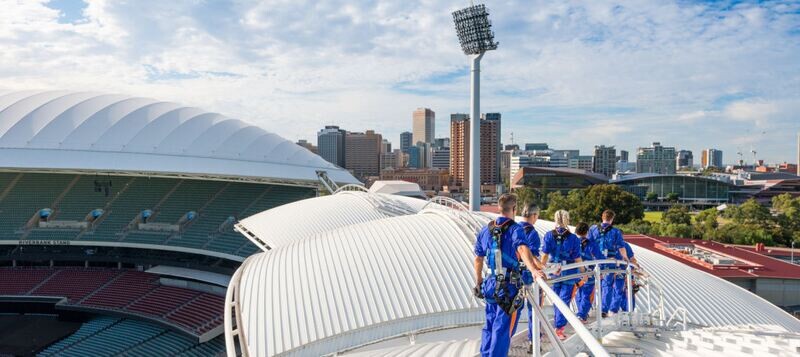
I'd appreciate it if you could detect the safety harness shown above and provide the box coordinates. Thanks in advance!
[485,219,525,315]
[551,228,575,267]
[597,224,620,259]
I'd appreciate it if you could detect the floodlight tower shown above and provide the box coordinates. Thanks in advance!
[452,3,498,211]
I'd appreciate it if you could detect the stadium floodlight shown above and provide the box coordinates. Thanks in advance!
[452,3,498,211]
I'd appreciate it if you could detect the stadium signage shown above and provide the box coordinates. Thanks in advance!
[18,240,71,246]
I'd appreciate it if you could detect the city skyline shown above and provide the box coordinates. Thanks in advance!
[2,1,798,163]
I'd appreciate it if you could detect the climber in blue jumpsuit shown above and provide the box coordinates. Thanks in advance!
[540,210,582,340]
[611,242,639,313]
[518,203,541,348]
[574,222,603,322]
[474,194,544,357]
[589,210,629,317]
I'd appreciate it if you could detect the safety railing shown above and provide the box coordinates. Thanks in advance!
[332,184,368,194]
[525,259,676,356]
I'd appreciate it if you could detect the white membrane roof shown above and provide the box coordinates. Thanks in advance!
[230,196,800,356]
[0,91,358,185]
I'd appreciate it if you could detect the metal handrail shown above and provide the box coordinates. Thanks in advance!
[665,307,689,331]
[525,283,568,356]
[332,184,368,194]
[530,277,611,357]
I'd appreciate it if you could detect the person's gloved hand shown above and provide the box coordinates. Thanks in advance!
[473,283,484,299]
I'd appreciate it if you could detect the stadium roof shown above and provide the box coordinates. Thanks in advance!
[226,193,800,356]
[0,91,358,185]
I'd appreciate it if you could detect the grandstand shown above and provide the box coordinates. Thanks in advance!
[0,91,358,356]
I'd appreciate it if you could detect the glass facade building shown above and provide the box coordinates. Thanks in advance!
[614,175,731,203]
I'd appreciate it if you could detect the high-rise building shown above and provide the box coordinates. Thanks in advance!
[344,130,382,178]
[636,142,676,174]
[407,145,422,169]
[412,108,435,145]
[593,145,617,178]
[381,139,391,154]
[481,113,501,185]
[431,147,450,170]
[449,113,501,187]
[317,125,346,167]
[797,132,800,176]
[296,139,318,154]
[400,131,413,153]
[505,144,519,151]
[676,150,694,169]
[620,150,629,162]
[701,149,723,169]
[450,114,470,187]
[380,149,402,170]
[434,137,450,149]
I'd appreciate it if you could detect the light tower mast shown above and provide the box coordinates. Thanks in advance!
[452,3,498,211]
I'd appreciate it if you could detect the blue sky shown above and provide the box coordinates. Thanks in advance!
[1,0,798,164]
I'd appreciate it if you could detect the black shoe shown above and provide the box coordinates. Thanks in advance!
[601,312,608,318]
[527,344,533,354]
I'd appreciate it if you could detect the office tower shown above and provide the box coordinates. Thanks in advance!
[344,130,382,178]
[593,145,617,178]
[431,147,450,170]
[412,108,435,145]
[549,150,579,168]
[636,142,677,174]
[701,149,723,168]
[449,113,502,187]
[570,155,594,171]
[317,125,346,167]
[381,139,391,154]
[509,151,550,180]
[505,144,519,151]
[676,150,694,169]
[400,131,413,153]
[619,150,629,162]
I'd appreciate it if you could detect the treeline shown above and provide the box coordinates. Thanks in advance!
[515,184,644,224]
[514,184,800,247]
[619,195,800,246]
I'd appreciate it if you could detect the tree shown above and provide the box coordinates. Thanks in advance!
[665,192,680,203]
[543,191,571,220]
[772,194,800,246]
[514,186,541,213]
[693,208,719,240]
[617,219,654,235]
[660,223,693,238]
[662,205,692,226]
[645,191,658,202]
[573,184,644,224]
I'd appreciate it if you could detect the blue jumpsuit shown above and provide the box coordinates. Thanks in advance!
[575,235,603,320]
[475,217,529,357]
[611,242,636,313]
[589,224,625,314]
[541,229,580,329]
[518,221,540,342]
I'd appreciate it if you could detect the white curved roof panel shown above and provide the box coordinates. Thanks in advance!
[237,191,431,250]
[236,212,483,356]
[0,91,358,185]
[231,203,800,356]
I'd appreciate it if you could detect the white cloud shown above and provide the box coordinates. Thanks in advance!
[0,0,798,162]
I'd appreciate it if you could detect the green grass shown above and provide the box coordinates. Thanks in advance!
[644,211,662,223]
